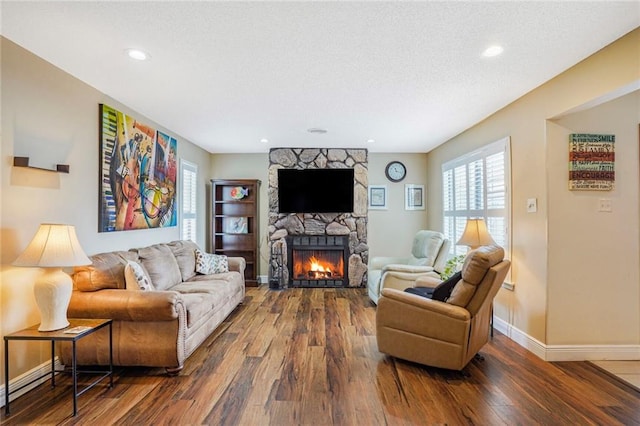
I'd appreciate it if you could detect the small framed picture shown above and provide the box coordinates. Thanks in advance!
[368,185,387,210]
[405,184,425,210]
[223,217,248,234]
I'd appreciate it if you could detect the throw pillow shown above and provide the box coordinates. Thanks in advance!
[195,249,229,274]
[431,271,462,302]
[124,261,154,291]
[403,271,462,302]
[404,287,434,298]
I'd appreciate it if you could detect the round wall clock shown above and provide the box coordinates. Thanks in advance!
[385,161,407,182]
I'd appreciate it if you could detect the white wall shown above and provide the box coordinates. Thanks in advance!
[1,38,212,383]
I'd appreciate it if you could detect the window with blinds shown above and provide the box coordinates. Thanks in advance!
[181,160,198,242]
[442,137,510,256]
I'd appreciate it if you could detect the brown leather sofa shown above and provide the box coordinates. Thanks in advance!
[376,245,510,371]
[59,240,245,374]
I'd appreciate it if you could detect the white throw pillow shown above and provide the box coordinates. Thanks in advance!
[124,261,155,291]
[195,249,229,274]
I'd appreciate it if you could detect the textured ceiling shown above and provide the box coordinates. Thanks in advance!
[2,1,639,153]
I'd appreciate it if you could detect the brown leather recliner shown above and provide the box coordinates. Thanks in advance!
[376,245,510,371]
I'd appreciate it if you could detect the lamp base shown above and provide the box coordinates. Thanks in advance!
[34,268,72,331]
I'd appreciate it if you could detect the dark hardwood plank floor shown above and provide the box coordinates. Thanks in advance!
[2,286,639,425]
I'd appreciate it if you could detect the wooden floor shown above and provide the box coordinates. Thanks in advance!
[2,286,639,425]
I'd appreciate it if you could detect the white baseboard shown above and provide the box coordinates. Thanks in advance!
[258,275,268,284]
[0,357,63,408]
[493,316,547,359]
[545,345,640,361]
[493,316,640,362]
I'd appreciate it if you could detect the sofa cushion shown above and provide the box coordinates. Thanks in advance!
[195,249,229,274]
[124,261,155,291]
[172,276,244,328]
[73,251,139,291]
[135,244,183,291]
[180,293,217,328]
[166,240,198,282]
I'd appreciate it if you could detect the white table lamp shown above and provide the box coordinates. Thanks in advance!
[457,218,496,250]
[13,224,91,331]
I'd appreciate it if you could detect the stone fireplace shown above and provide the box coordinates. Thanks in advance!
[268,148,368,288]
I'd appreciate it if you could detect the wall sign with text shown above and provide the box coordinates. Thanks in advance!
[569,133,615,191]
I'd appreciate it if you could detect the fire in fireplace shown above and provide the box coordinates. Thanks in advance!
[286,235,349,288]
[293,251,344,280]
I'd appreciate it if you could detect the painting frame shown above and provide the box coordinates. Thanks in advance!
[99,104,178,233]
[368,185,388,210]
[405,184,425,210]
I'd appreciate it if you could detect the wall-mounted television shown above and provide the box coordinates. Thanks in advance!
[278,168,354,213]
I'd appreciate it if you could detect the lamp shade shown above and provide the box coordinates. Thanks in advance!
[456,218,495,249]
[13,223,91,267]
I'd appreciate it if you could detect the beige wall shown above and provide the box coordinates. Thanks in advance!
[0,38,212,384]
[426,29,640,346]
[209,154,270,277]
[547,91,640,345]
[367,153,429,258]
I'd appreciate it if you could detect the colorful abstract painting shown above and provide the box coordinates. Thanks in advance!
[99,104,177,232]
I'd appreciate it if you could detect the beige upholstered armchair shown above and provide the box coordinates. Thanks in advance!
[367,230,450,304]
[376,245,510,371]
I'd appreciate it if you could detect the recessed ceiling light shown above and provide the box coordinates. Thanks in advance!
[125,48,150,61]
[482,45,504,58]
[367,139,375,144]
[260,138,269,144]
[307,128,328,134]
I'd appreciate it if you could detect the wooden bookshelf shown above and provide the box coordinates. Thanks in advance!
[210,179,260,287]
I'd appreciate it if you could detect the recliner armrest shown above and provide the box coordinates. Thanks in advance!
[381,264,436,274]
[380,270,440,293]
[370,256,409,270]
[380,288,470,321]
[68,289,184,322]
[415,275,443,288]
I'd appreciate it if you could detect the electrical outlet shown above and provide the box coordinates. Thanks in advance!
[598,198,612,212]
[527,198,537,213]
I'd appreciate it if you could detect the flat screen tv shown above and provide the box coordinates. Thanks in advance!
[278,168,354,213]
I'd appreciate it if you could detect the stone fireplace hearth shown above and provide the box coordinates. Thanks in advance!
[268,148,368,287]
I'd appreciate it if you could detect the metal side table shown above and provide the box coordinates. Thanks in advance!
[4,318,113,417]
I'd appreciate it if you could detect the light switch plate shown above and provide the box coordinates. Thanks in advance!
[527,198,537,213]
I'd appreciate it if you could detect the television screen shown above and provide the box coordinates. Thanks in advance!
[278,168,354,213]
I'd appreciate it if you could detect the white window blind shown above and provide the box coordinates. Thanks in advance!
[442,137,510,256]
[181,160,198,243]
